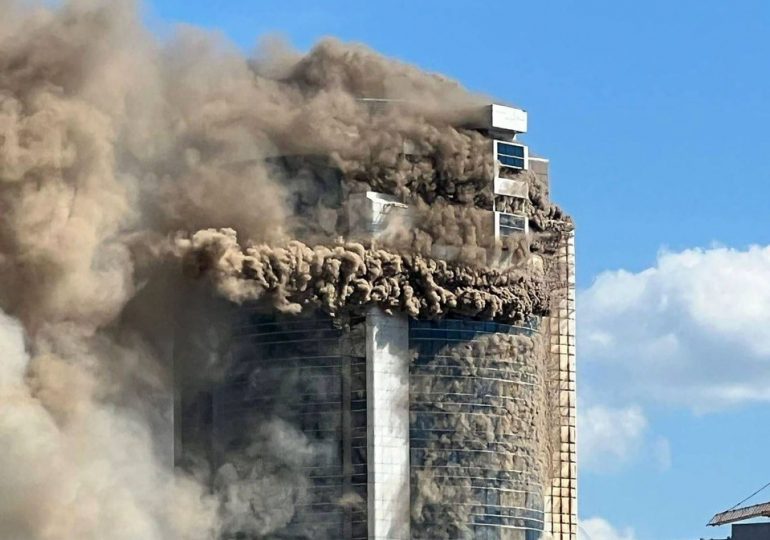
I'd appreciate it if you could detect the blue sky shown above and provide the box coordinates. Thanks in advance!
[144,2,770,538]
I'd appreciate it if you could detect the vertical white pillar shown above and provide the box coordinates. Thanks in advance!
[366,308,411,540]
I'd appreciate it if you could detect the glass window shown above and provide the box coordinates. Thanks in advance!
[499,155,525,168]
[498,213,526,236]
[497,141,525,158]
[499,213,526,228]
[496,141,526,170]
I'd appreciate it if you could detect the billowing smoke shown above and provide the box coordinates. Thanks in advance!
[175,228,550,324]
[0,0,571,538]
[214,418,320,537]
[0,310,219,539]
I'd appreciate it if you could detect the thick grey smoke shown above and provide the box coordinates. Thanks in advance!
[175,228,550,324]
[0,308,219,539]
[214,418,320,536]
[0,0,570,538]
[0,1,219,538]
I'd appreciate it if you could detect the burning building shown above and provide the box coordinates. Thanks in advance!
[175,104,577,540]
[0,2,574,539]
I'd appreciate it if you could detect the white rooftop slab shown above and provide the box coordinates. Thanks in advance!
[491,104,528,133]
[464,103,528,134]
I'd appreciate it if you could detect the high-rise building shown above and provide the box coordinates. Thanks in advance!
[175,104,576,540]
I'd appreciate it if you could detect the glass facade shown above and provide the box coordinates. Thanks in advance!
[409,318,546,540]
[210,313,368,539]
[180,311,554,540]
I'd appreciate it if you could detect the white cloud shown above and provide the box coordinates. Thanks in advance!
[579,516,637,540]
[579,404,647,472]
[579,403,672,474]
[580,244,770,411]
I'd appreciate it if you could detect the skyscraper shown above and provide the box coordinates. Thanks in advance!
[176,103,576,540]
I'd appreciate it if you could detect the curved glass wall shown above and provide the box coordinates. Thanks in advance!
[212,313,368,539]
[409,318,547,540]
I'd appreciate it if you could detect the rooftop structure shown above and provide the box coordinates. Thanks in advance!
[464,104,529,137]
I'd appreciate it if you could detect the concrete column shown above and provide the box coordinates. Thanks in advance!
[366,308,411,540]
